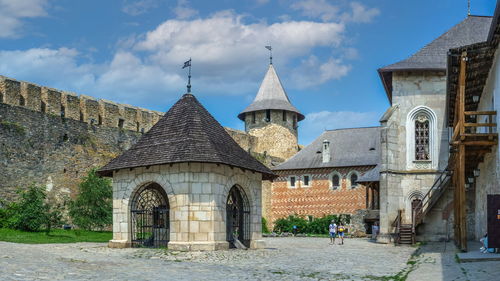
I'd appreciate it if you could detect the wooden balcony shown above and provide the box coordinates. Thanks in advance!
[452,111,498,147]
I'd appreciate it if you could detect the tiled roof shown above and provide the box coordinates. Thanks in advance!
[379,16,492,103]
[238,64,304,121]
[357,165,380,183]
[273,127,381,170]
[98,93,275,180]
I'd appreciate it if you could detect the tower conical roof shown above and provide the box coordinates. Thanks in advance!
[238,64,304,121]
[98,93,275,180]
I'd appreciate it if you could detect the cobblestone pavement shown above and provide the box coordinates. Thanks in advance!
[0,237,417,281]
[407,241,500,281]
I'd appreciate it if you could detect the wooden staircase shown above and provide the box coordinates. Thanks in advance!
[398,224,414,245]
[393,167,452,245]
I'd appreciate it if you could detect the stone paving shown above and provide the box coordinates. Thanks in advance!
[407,241,500,281]
[0,237,416,281]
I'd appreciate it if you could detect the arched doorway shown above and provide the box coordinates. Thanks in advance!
[226,185,250,248]
[411,198,423,223]
[130,183,169,248]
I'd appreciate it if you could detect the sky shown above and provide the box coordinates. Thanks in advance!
[0,0,497,145]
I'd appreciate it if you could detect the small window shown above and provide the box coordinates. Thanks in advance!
[350,173,358,188]
[252,112,256,124]
[136,122,140,132]
[19,95,25,106]
[331,174,340,189]
[98,115,102,125]
[265,110,271,122]
[41,101,46,113]
[289,176,296,188]
[118,118,125,129]
[79,111,84,122]
[0,92,4,103]
[282,110,287,122]
[60,105,65,118]
[303,175,311,187]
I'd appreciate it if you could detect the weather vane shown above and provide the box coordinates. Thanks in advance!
[265,45,272,65]
[182,58,192,93]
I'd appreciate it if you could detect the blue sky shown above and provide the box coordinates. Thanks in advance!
[0,0,497,144]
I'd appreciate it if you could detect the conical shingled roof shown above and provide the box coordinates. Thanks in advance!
[98,93,275,180]
[238,64,304,121]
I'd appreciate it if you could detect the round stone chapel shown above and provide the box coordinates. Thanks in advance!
[98,93,275,251]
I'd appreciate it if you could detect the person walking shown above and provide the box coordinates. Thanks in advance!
[328,220,337,245]
[337,224,345,245]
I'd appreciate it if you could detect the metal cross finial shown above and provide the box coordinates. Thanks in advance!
[182,58,192,93]
[265,45,272,65]
[468,0,471,16]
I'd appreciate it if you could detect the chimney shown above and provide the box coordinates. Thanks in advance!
[322,139,330,163]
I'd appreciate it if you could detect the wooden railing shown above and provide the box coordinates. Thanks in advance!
[392,209,402,244]
[453,111,497,142]
[411,167,452,233]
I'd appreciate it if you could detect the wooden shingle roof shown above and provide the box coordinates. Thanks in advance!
[98,93,275,180]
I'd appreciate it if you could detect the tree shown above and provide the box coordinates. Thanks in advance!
[69,168,112,231]
[7,185,48,232]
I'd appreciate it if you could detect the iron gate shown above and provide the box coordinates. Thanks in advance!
[131,183,169,248]
[226,185,250,248]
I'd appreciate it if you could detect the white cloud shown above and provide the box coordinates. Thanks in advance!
[291,0,379,23]
[348,2,380,23]
[173,0,198,19]
[0,0,49,38]
[122,0,159,16]
[290,55,351,88]
[300,110,380,144]
[134,10,345,85]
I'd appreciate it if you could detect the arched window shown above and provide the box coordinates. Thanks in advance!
[265,109,271,122]
[350,173,358,188]
[330,172,341,190]
[415,115,429,160]
[406,106,438,170]
[19,95,25,106]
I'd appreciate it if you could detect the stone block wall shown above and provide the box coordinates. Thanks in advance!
[269,166,372,229]
[110,163,264,250]
[378,71,451,243]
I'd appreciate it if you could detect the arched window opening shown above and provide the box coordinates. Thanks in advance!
[265,109,271,122]
[98,114,103,125]
[41,101,46,113]
[19,95,25,106]
[251,112,256,124]
[282,110,287,122]
[0,92,4,103]
[350,173,358,188]
[331,174,340,189]
[226,185,250,248]
[415,115,430,160]
[60,105,65,118]
[79,111,84,122]
[136,121,140,132]
[130,183,169,248]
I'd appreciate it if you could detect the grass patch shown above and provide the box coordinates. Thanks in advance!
[0,228,111,244]
[0,121,26,135]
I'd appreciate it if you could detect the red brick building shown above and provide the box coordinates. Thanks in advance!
[270,127,381,230]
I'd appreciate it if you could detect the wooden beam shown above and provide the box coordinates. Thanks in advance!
[464,111,497,116]
[459,52,467,138]
[458,144,467,252]
[464,123,496,127]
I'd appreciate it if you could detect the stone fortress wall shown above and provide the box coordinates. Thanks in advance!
[0,76,164,133]
[0,75,275,203]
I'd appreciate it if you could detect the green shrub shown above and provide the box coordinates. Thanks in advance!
[7,185,48,232]
[262,217,270,233]
[69,169,112,231]
[273,214,352,234]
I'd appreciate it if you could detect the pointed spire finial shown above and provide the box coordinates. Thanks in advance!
[265,45,272,65]
[468,0,471,16]
[182,58,192,93]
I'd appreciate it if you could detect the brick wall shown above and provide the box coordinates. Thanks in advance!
[269,166,373,225]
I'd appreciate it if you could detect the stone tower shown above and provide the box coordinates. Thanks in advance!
[238,63,304,160]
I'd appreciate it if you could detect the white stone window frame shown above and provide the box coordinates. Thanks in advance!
[347,170,360,189]
[302,174,312,188]
[329,171,342,190]
[288,175,297,188]
[406,106,438,170]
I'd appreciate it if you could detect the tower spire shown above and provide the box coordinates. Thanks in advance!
[468,0,471,16]
[182,58,192,93]
[265,45,272,65]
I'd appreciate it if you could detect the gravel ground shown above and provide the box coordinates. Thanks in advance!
[0,237,417,281]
